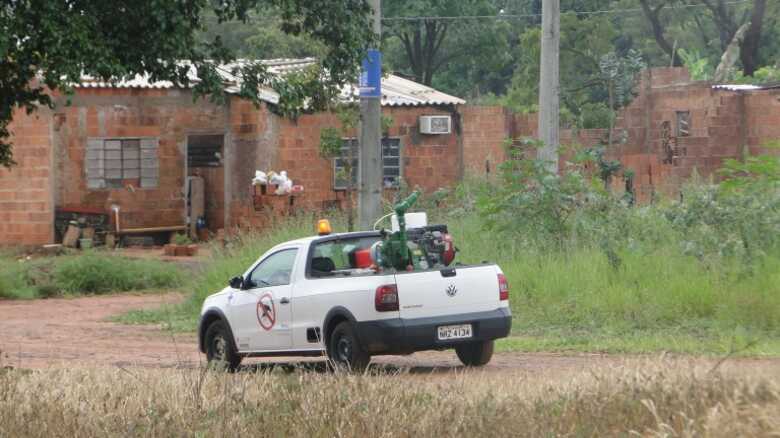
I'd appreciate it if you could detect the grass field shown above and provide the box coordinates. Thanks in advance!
[0,251,182,300]
[0,360,777,437]
[114,200,780,356]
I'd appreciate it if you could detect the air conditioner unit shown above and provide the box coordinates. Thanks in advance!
[419,115,451,135]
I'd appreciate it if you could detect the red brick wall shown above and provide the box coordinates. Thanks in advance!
[475,67,775,203]
[53,88,229,231]
[744,90,780,156]
[461,106,510,178]
[0,109,55,245]
[228,105,464,229]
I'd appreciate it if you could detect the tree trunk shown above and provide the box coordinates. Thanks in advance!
[638,0,683,67]
[607,81,614,150]
[739,0,767,76]
[396,20,447,86]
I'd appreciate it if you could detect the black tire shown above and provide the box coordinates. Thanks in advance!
[205,320,242,372]
[327,321,370,372]
[455,340,494,367]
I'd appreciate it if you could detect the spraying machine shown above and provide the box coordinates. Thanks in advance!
[371,190,456,271]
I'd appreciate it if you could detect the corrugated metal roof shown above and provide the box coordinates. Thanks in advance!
[712,83,780,91]
[75,58,464,107]
[712,84,763,91]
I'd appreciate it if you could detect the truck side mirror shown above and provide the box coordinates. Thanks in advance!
[229,276,244,289]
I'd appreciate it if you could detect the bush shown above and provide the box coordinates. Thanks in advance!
[0,252,182,299]
[577,102,613,129]
[53,253,182,294]
[123,149,780,352]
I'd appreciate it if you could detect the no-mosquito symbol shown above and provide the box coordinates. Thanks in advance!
[256,292,276,331]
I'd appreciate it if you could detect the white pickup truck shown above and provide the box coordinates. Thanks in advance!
[198,230,511,371]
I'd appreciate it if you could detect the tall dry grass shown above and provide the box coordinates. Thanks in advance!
[1,360,777,437]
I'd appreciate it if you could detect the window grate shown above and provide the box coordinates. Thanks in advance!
[333,138,402,190]
[87,138,158,189]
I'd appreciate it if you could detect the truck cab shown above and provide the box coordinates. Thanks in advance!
[198,229,511,371]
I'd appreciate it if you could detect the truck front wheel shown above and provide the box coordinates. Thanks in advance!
[455,340,494,367]
[328,321,370,372]
[205,320,242,372]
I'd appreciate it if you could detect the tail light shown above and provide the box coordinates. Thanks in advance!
[375,284,399,312]
[498,274,509,301]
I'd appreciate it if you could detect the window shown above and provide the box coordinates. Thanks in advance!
[333,139,359,190]
[187,134,224,168]
[333,138,402,190]
[86,138,158,189]
[381,138,401,188]
[676,111,691,137]
[246,249,298,288]
[310,236,381,277]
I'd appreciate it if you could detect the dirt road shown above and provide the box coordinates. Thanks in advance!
[2,292,779,378]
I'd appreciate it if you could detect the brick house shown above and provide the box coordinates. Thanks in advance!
[3,64,778,247]
[0,59,508,246]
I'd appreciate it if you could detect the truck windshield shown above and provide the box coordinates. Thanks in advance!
[311,236,380,277]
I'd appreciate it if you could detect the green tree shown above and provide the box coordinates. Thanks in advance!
[382,0,510,95]
[0,0,374,167]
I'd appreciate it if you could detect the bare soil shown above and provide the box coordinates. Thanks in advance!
[2,292,779,379]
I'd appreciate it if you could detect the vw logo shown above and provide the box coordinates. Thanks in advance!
[446,284,457,297]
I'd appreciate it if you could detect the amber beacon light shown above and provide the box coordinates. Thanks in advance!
[317,219,332,235]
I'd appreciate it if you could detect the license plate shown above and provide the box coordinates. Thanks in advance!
[437,324,472,340]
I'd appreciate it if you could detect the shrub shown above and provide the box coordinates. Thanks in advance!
[53,253,182,294]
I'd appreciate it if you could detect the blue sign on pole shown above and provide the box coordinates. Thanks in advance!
[359,49,381,98]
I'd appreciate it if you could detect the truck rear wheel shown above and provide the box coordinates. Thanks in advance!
[455,340,494,367]
[205,320,242,372]
[328,321,370,372]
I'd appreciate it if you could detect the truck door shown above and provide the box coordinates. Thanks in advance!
[394,265,501,319]
[230,248,297,351]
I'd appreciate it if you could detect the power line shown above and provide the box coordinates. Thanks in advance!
[381,0,756,22]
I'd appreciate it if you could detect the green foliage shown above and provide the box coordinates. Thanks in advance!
[678,48,713,81]
[172,233,193,246]
[123,151,780,352]
[718,144,780,192]
[0,253,181,299]
[0,0,375,166]
[466,142,780,348]
[382,0,508,94]
[318,127,342,159]
[381,114,394,136]
[577,102,613,129]
[53,253,182,294]
[599,49,646,109]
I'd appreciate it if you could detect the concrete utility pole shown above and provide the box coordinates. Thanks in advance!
[358,0,383,230]
[538,0,560,173]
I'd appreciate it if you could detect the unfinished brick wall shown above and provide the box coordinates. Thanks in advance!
[484,67,777,204]
[744,90,780,156]
[0,109,55,245]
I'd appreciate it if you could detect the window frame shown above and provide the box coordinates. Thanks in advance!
[332,137,403,191]
[304,232,383,280]
[86,137,159,190]
[675,111,691,137]
[244,248,299,289]
[186,134,225,168]
[105,139,141,188]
